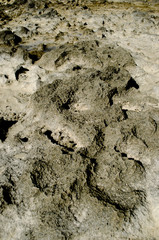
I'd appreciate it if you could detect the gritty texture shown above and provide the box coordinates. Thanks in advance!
[0,0,159,240]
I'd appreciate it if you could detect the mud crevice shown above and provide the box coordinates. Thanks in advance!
[15,66,29,80]
[114,147,145,172]
[20,137,28,142]
[108,87,118,106]
[129,158,145,172]
[2,185,13,205]
[0,118,17,142]
[125,77,139,90]
[44,130,76,152]
[95,191,129,211]
[122,109,128,120]
[60,97,72,111]
[87,181,130,212]
[149,117,158,133]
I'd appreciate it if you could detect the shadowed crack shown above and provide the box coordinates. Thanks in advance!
[126,77,139,90]
[0,118,17,142]
[108,87,118,106]
[15,66,29,80]
[44,130,76,152]
[2,186,12,204]
[114,146,145,172]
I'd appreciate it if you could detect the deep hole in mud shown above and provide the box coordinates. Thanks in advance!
[121,152,127,157]
[15,66,29,80]
[0,118,17,142]
[20,137,28,142]
[2,186,12,204]
[29,53,40,64]
[126,77,139,90]
[122,109,128,120]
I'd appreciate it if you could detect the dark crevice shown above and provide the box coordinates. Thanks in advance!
[108,88,118,106]
[72,65,81,71]
[2,186,12,204]
[61,149,70,154]
[83,6,88,9]
[114,146,145,172]
[20,137,28,142]
[122,109,128,120]
[140,139,148,148]
[150,117,158,133]
[44,130,58,144]
[121,152,127,158]
[128,158,145,171]
[131,126,137,137]
[4,74,8,79]
[88,185,129,212]
[126,77,139,90]
[15,66,29,80]
[95,40,99,47]
[104,119,108,127]
[114,146,127,157]
[59,90,75,111]
[61,98,71,110]
[29,53,39,63]
[86,165,93,186]
[44,130,75,152]
[0,118,17,142]
[114,146,120,152]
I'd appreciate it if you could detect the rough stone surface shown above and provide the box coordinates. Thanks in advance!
[0,0,159,239]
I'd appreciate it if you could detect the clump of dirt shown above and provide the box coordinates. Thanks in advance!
[21,41,150,238]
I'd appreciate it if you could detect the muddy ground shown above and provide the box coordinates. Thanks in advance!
[0,1,159,239]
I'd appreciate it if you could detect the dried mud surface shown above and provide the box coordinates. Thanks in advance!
[0,0,159,239]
